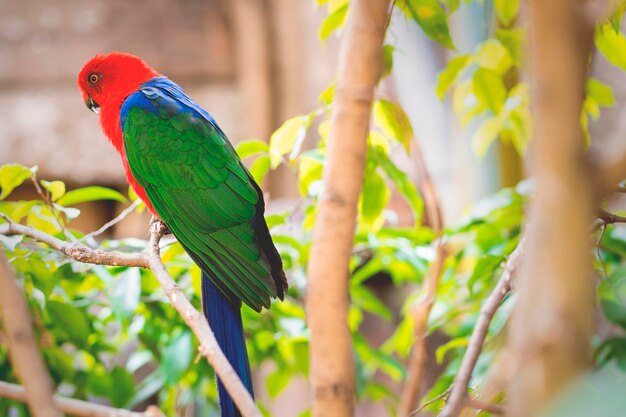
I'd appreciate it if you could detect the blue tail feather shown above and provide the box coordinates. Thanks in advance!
[201,272,254,417]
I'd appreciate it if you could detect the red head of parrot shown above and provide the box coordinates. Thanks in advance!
[77,52,159,213]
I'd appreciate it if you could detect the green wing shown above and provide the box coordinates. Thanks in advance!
[121,90,278,312]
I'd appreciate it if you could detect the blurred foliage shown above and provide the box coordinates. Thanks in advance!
[2,1,626,416]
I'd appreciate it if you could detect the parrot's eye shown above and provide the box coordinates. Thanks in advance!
[88,73,100,85]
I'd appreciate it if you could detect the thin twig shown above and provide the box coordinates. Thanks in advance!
[410,389,450,416]
[0,251,61,417]
[399,238,446,417]
[596,224,608,279]
[0,215,262,417]
[82,199,142,241]
[30,175,78,244]
[0,380,162,417]
[438,235,527,417]
[466,397,504,415]
[398,97,446,416]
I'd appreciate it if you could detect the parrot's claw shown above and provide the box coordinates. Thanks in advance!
[150,216,171,235]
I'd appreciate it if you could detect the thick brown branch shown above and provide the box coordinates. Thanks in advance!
[509,1,596,415]
[0,380,161,417]
[0,217,261,417]
[438,236,526,417]
[0,252,61,417]
[306,1,391,416]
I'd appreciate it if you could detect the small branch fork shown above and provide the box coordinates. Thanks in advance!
[0,215,262,417]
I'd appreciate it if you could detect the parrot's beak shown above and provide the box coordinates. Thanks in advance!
[85,96,100,114]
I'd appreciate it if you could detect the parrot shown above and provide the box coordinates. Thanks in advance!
[77,52,287,417]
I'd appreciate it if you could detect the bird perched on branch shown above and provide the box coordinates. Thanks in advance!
[78,52,287,417]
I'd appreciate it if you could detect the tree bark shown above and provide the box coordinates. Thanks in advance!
[508,1,595,415]
[0,252,61,417]
[306,1,390,416]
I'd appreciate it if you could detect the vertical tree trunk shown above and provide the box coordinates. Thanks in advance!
[508,1,595,415]
[306,1,390,416]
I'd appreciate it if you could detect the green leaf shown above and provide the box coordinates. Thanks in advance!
[404,0,455,49]
[351,285,393,320]
[298,151,324,197]
[611,3,626,34]
[371,146,424,222]
[249,154,271,184]
[6,200,38,223]
[319,3,348,41]
[40,180,66,202]
[44,347,75,380]
[111,268,141,322]
[476,39,513,75]
[0,164,33,200]
[381,44,395,79]
[468,255,505,293]
[236,139,269,159]
[494,0,519,26]
[587,78,615,107]
[595,24,626,72]
[269,115,312,169]
[435,337,468,363]
[160,330,193,384]
[373,99,414,152]
[47,301,91,348]
[598,268,626,329]
[436,55,471,100]
[266,368,292,398]
[57,186,126,206]
[110,366,135,407]
[472,117,502,157]
[472,68,507,113]
[360,170,391,227]
[318,82,335,105]
[495,28,525,67]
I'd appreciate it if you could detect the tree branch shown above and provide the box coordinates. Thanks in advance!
[438,236,526,417]
[306,1,391,416]
[398,237,446,417]
[0,251,61,417]
[0,216,262,417]
[82,199,143,241]
[0,380,163,417]
[0,214,147,268]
